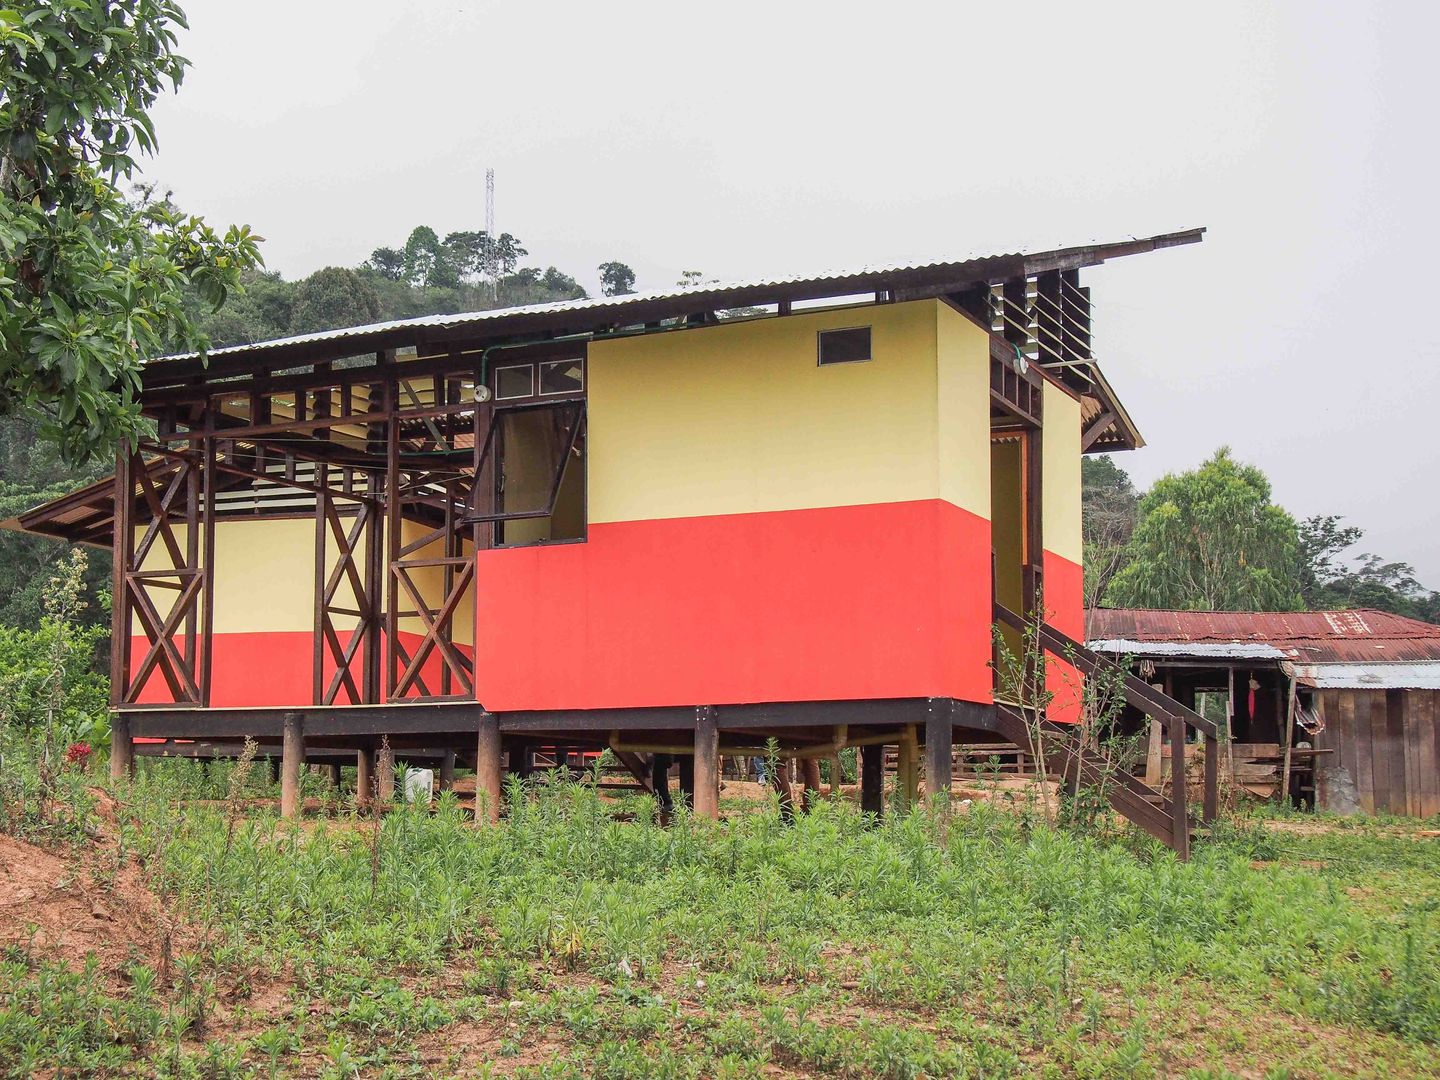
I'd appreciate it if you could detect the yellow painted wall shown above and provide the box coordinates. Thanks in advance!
[136,514,473,645]
[1041,381,1083,564]
[588,300,989,524]
[136,518,314,634]
[989,439,1025,612]
[936,303,993,518]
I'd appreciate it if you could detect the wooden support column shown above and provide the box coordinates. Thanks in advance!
[677,755,695,809]
[110,713,135,782]
[860,742,885,818]
[897,733,916,812]
[924,701,953,806]
[651,753,675,817]
[476,712,502,824]
[800,758,822,812]
[376,743,395,805]
[327,763,342,788]
[356,748,374,807]
[693,706,719,819]
[768,755,796,823]
[829,753,845,795]
[280,711,304,820]
[439,749,457,792]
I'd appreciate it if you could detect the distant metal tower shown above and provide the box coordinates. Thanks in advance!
[484,168,497,302]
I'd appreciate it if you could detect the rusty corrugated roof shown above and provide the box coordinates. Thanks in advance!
[1086,608,1440,663]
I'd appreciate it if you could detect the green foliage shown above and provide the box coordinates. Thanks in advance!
[1081,454,1139,608]
[1108,448,1305,611]
[287,266,381,336]
[2,767,1439,1075]
[1300,514,1440,624]
[0,0,263,463]
[0,415,111,629]
[598,261,635,297]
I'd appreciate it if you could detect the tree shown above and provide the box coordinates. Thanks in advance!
[493,232,526,275]
[1081,454,1139,609]
[288,267,381,335]
[1108,448,1305,611]
[598,261,636,296]
[0,1,262,464]
[1299,515,1440,623]
[442,230,488,284]
[401,225,455,289]
[366,246,405,281]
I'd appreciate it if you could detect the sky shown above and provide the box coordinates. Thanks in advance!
[146,1,1440,584]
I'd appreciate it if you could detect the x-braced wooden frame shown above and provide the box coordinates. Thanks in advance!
[111,443,216,706]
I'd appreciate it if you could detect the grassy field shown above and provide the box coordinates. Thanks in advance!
[1,765,1438,1079]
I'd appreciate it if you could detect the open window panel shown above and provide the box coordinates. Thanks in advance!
[467,399,587,547]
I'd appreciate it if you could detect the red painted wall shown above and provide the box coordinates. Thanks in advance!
[1043,550,1085,724]
[128,631,465,708]
[471,500,994,712]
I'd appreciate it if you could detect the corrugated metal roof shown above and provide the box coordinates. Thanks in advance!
[155,228,1204,365]
[1086,608,1440,664]
[1088,639,1288,660]
[1287,662,1440,690]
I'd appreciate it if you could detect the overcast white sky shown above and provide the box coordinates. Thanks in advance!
[147,1,1440,583]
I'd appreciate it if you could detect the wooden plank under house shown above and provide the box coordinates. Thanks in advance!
[1088,608,1440,817]
[6,229,1231,852]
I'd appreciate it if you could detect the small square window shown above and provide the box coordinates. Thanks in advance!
[818,326,871,366]
[539,358,585,396]
[495,364,534,400]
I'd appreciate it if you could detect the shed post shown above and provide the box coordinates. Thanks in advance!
[110,713,135,782]
[924,700,953,807]
[693,706,720,819]
[439,749,457,792]
[476,712,502,824]
[280,711,304,820]
[828,753,845,795]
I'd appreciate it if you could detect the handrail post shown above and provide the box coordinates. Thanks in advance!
[1203,732,1219,824]
[1168,712,1189,859]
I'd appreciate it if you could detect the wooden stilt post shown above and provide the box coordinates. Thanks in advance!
[924,701,953,807]
[376,743,395,805]
[476,712,502,824]
[327,763,341,789]
[677,755,695,810]
[110,713,135,782]
[651,753,674,820]
[439,749,457,792]
[356,748,374,808]
[768,753,796,823]
[829,753,845,795]
[693,706,719,819]
[860,742,884,818]
[800,758,822,812]
[280,712,304,820]
[897,735,915,812]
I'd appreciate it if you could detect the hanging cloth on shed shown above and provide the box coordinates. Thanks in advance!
[1248,675,1260,718]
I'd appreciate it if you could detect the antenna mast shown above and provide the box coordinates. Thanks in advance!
[484,168,497,303]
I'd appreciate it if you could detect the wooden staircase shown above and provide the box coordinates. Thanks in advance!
[993,604,1220,858]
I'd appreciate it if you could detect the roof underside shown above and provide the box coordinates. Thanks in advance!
[1087,608,1440,665]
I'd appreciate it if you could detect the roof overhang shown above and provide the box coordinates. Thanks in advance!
[145,228,1205,387]
[1285,661,1440,691]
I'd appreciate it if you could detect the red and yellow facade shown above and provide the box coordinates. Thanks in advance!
[129,298,1086,717]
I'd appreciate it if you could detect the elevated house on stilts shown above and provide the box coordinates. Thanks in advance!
[7,229,1222,853]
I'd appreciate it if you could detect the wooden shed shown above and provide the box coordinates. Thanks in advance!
[1088,608,1440,817]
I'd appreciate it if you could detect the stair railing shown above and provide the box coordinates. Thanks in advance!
[994,603,1220,856]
